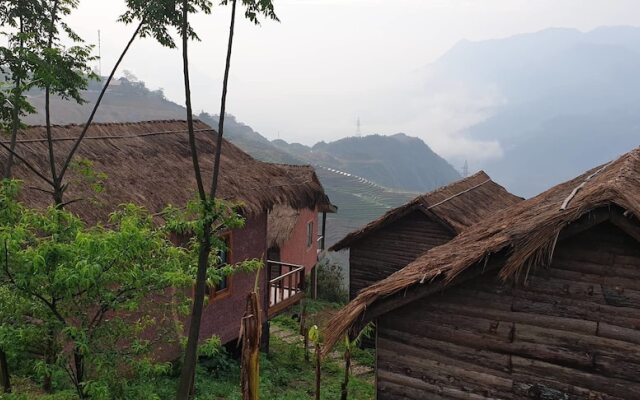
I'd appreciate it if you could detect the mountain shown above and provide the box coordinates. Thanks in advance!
[17,77,457,244]
[425,26,640,196]
[274,134,459,192]
[22,78,302,166]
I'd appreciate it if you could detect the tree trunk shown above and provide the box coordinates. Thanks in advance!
[300,302,309,362]
[57,20,144,183]
[43,335,54,393]
[340,346,351,400]
[3,17,24,179]
[241,290,261,400]
[178,0,237,396]
[209,0,237,199]
[0,348,10,393]
[73,348,85,399]
[44,0,62,207]
[177,231,212,399]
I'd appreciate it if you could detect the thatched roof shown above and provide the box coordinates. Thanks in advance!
[267,204,300,248]
[2,120,332,223]
[323,147,640,353]
[330,171,522,251]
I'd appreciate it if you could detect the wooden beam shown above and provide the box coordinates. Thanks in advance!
[610,212,640,244]
[268,292,305,318]
[558,207,613,241]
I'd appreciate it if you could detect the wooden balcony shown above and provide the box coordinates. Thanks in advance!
[267,260,305,318]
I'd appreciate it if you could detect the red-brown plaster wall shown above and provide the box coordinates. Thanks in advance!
[278,208,319,273]
[195,213,268,345]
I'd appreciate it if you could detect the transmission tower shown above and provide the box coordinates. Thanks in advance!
[462,160,469,178]
[356,117,361,137]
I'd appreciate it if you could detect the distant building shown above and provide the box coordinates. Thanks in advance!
[325,147,640,399]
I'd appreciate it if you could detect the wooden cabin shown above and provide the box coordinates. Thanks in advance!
[330,171,522,300]
[2,120,334,356]
[325,147,640,399]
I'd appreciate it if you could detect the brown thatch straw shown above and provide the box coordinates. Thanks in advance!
[330,171,522,251]
[323,147,640,354]
[2,120,331,223]
[267,204,300,248]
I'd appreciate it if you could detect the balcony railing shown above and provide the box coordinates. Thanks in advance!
[267,260,305,318]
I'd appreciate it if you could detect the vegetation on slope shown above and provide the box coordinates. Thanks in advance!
[4,299,375,400]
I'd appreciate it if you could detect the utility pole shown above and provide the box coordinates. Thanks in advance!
[98,30,102,77]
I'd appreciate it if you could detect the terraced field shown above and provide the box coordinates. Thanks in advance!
[314,165,418,247]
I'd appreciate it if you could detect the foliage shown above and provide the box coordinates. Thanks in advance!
[162,198,262,293]
[29,0,97,104]
[0,180,266,398]
[3,324,374,399]
[0,0,96,183]
[119,0,213,48]
[69,158,108,195]
[219,0,279,25]
[0,1,41,132]
[0,180,192,398]
[315,260,348,304]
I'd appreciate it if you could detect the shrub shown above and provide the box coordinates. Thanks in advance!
[315,261,348,304]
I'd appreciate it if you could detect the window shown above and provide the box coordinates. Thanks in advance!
[307,221,314,248]
[215,235,231,295]
[196,234,232,300]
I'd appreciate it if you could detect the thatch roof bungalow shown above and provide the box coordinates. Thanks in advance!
[325,147,640,399]
[6,119,331,219]
[331,171,522,299]
[1,119,333,350]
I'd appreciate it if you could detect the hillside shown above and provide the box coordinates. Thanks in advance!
[18,77,455,243]
[424,26,640,196]
[314,134,459,192]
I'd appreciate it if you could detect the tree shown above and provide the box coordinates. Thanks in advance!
[340,324,373,400]
[309,325,322,400]
[120,1,278,397]
[0,0,41,178]
[0,180,196,398]
[239,274,262,400]
[0,0,145,208]
[177,1,277,396]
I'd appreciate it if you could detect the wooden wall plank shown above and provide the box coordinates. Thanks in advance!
[376,221,640,399]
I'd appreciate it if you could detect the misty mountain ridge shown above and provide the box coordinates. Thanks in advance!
[18,76,459,243]
[16,24,640,203]
[274,133,459,192]
[21,76,460,194]
[425,25,640,196]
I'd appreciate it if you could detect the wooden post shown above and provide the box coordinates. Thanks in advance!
[309,325,321,400]
[300,302,309,362]
[320,211,327,251]
[241,278,262,400]
[314,343,321,400]
[260,321,270,354]
[340,338,351,400]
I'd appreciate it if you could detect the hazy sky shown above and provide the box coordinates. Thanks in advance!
[66,0,640,161]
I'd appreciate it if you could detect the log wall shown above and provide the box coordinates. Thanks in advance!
[349,210,454,300]
[377,221,640,399]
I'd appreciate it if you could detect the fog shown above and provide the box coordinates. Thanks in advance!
[63,0,640,162]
